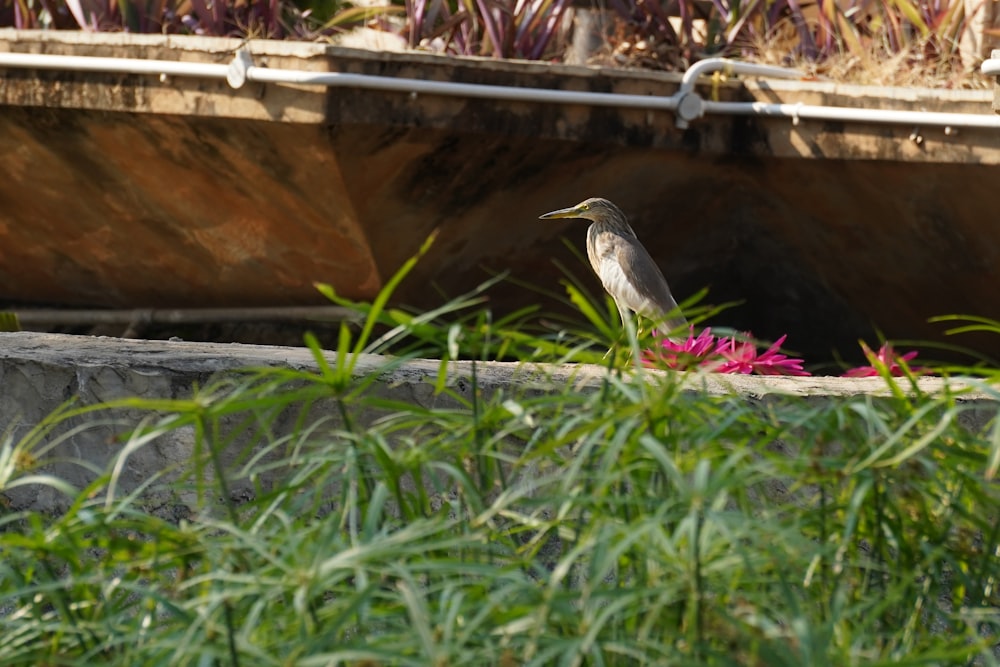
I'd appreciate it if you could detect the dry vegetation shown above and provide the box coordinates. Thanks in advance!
[2,0,993,87]
[578,2,989,88]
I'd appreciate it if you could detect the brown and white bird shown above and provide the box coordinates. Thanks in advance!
[540,197,687,338]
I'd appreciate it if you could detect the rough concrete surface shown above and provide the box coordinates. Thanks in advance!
[0,332,996,514]
[4,31,1000,361]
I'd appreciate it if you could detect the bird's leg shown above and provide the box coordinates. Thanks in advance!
[627,317,644,363]
[616,305,632,338]
[603,304,632,361]
[619,306,642,363]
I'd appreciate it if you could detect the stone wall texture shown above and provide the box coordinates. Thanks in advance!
[0,332,995,514]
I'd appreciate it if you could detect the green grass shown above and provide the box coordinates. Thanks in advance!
[1,245,999,665]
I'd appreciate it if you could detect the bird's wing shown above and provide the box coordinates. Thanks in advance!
[599,236,685,329]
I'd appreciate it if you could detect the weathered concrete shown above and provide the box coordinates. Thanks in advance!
[2,32,1000,360]
[0,332,996,514]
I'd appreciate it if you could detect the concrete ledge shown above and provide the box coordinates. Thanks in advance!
[0,332,996,512]
[3,330,994,395]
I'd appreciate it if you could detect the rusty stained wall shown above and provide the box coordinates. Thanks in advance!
[0,104,996,361]
[0,108,379,306]
[322,70,1000,361]
[331,119,1000,361]
[2,32,1000,360]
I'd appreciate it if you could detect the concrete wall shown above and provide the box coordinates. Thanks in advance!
[0,332,995,514]
[2,32,1000,360]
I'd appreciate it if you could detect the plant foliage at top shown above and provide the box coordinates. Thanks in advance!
[0,0,980,83]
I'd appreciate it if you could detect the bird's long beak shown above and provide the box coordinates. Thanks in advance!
[539,204,584,220]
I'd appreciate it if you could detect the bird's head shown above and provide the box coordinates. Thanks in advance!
[538,197,625,224]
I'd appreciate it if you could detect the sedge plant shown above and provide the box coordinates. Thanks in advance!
[0,236,999,665]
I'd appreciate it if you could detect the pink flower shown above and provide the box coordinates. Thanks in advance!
[643,329,810,376]
[717,334,810,376]
[642,326,720,371]
[843,342,922,377]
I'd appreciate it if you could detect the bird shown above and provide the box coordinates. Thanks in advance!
[539,197,688,339]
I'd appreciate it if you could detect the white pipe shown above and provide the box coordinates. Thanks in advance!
[679,57,804,96]
[0,51,229,79]
[673,57,805,127]
[0,49,997,131]
[0,50,681,112]
[15,305,356,326]
[244,66,681,110]
[981,58,1000,76]
[703,100,1000,129]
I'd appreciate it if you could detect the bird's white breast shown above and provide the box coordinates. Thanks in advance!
[588,226,660,318]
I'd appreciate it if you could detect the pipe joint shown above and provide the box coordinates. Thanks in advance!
[227,49,252,89]
[674,91,704,129]
[0,50,996,131]
[981,58,1000,77]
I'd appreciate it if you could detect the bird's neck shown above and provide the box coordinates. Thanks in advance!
[589,219,637,239]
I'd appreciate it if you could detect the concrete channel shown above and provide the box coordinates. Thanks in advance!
[0,332,996,513]
[2,31,1000,361]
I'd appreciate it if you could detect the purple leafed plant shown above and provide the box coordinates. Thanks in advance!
[644,330,925,377]
[641,327,720,371]
[5,0,324,36]
[604,0,968,77]
[643,327,810,376]
[714,333,811,376]
[404,0,572,58]
[843,342,923,377]
[0,0,971,81]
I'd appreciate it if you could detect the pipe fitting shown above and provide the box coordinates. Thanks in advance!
[981,58,1000,77]
[0,51,997,131]
[674,91,705,129]
[227,49,252,89]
